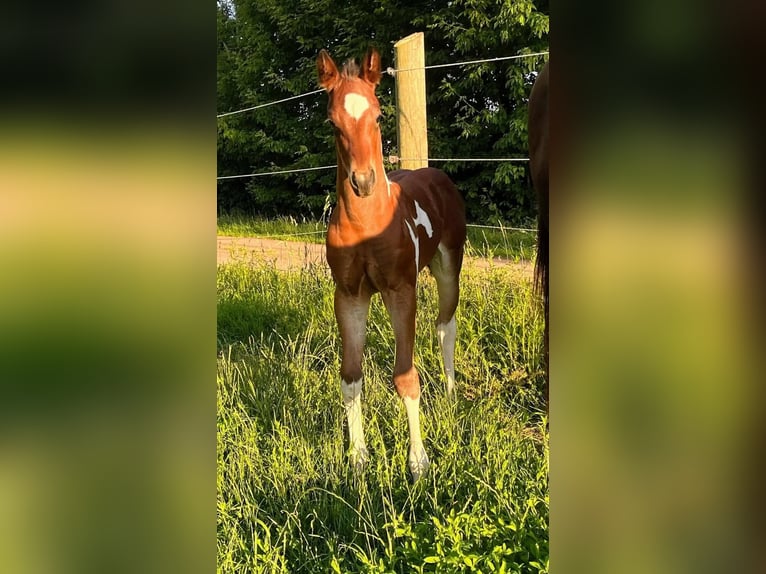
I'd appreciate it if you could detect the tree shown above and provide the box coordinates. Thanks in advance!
[217,0,548,223]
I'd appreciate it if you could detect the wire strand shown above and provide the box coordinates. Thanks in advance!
[218,50,546,179]
[217,88,325,119]
[390,157,529,163]
[222,224,534,238]
[386,51,548,75]
[217,165,336,180]
[217,50,547,117]
[218,156,532,179]
[247,230,327,239]
[466,223,535,233]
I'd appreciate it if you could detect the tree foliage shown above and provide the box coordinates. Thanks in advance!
[217,0,548,224]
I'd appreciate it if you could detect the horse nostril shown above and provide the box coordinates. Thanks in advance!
[370,169,376,187]
[350,172,358,190]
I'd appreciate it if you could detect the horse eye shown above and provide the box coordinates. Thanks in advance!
[375,114,382,124]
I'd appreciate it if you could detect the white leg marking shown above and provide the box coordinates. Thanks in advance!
[341,378,368,468]
[343,93,370,120]
[437,314,457,395]
[402,395,430,481]
[404,220,419,277]
[413,200,433,237]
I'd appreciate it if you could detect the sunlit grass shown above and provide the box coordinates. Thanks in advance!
[217,261,548,573]
[217,214,327,242]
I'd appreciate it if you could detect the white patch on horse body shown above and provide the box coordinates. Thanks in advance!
[405,201,434,275]
[402,395,429,481]
[437,314,457,395]
[343,93,370,120]
[413,201,433,238]
[341,378,368,467]
[405,220,419,276]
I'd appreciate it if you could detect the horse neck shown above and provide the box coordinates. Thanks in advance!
[334,154,396,234]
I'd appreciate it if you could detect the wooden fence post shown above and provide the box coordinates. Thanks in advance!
[394,33,428,170]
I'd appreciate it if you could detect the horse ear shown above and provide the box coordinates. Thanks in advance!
[361,47,382,86]
[317,50,340,92]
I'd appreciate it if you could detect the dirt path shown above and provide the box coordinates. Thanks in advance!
[218,236,326,269]
[217,236,534,279]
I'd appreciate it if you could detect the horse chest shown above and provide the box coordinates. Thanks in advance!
[364,242,417,290]
[327,237,416,294]
[330,208,441,294]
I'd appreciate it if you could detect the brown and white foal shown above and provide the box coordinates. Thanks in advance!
[317,47,466,481]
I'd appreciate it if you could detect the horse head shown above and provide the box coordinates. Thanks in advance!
[317,48,384,198]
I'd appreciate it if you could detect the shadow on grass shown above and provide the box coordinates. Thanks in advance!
[217,263,333,349]
[217,297,306,348]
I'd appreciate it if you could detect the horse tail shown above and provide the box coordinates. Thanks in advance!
[534,207,548,312]
[534,199,549,406]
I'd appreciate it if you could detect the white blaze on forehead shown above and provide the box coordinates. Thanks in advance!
[344,92,370,120]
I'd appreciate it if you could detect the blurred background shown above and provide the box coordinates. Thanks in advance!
[554,0,763,572]
[0,1,214,573]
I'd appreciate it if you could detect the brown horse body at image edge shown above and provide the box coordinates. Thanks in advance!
[528,60,549,404]
[317,47,466,481]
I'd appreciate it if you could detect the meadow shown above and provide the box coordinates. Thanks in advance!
[217,255,548,573]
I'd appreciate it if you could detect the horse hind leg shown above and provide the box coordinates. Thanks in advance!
[429,244,463,396]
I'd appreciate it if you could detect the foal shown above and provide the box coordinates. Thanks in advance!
[317,47,466,481]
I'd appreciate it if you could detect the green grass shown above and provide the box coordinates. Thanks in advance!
[217,214,537,262]
[218,214,328,243]
[463,226,536,262]
[217,261,548,573]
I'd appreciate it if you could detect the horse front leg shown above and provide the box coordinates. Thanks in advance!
[381,285,429,482]
[335,288,372,472]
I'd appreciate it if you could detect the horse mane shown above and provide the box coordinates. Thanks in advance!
[341,58,360,79]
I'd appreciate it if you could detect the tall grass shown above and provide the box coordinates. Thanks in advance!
[217,262,548,573]
[217,214,537,261]
[218,214,328,243]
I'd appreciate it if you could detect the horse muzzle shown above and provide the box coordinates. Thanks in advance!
[350,169,376,197]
